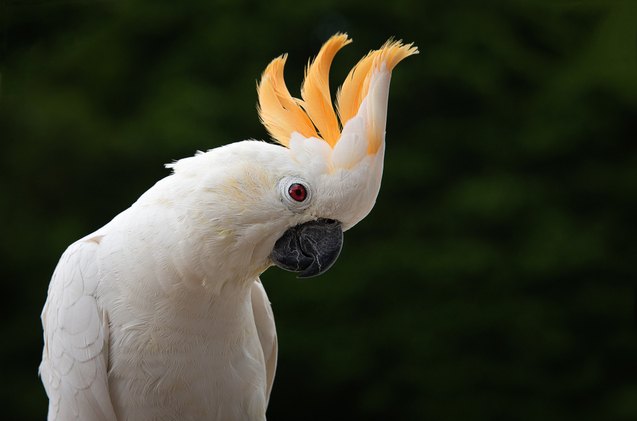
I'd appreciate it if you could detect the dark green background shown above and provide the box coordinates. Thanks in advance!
[2,0,636,419]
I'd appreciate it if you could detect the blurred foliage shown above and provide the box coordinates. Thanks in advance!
[1,0,636,419]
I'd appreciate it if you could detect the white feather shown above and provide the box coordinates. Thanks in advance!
[40,125,386,420]
[40,239,117,421]
[41,143,287,420]
[40,34,413,421]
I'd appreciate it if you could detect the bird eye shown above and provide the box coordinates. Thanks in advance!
[288,183,307,202]
[279,177,312,211]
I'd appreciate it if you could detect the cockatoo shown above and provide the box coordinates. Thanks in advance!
[40,33,417,420]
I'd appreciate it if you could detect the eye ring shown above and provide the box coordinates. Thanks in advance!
[279,177,312,211]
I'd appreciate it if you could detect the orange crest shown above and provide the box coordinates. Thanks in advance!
[257,34,418,153]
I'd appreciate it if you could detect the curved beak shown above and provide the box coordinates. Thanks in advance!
[270,218,343,278]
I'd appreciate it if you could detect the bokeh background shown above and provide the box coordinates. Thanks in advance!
[2,0,636,419]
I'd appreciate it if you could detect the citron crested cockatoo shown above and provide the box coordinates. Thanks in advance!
[40,33,417,420]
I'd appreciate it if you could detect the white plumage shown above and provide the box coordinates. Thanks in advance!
[40,34,416,420]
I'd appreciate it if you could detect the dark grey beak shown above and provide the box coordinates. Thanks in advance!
[270,218,343,278]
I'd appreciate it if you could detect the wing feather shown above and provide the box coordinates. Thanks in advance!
[251,279,278,404]
[40,237,117,421]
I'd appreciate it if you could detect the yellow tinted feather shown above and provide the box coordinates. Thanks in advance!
[335,50,379,128]
[299,33,352,147]
[257,34,417,153]
[257,55,318,146]
[337,40,418,129]
[377,38,419,71]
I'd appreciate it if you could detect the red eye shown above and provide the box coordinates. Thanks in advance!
[288,183,307,202]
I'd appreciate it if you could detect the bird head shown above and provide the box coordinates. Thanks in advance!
[257,34,417,278]
[166,34,416,283]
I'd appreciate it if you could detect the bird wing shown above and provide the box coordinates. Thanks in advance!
[251,278,278,404]
[40,235,117,421]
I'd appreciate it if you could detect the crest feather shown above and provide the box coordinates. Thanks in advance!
[336,39,418,129]
[257,55,318,147]
[257,34,418,152]
[300,33,352,147]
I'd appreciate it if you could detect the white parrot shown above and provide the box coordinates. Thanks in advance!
[40,33,417,420]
